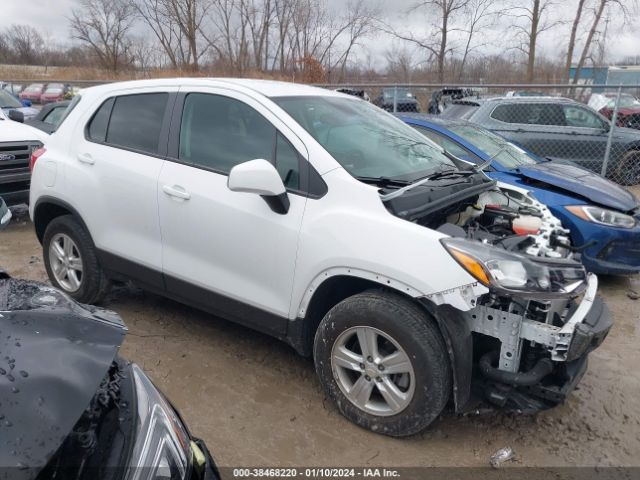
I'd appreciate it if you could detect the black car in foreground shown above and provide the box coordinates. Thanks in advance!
[0,200,218,479]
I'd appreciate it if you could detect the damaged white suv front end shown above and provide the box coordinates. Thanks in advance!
[402,180,611,413]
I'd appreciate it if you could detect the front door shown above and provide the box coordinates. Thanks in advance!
[158,89,308,333]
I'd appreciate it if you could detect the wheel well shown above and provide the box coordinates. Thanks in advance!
[292,275,423,357]
[34,202,73,244]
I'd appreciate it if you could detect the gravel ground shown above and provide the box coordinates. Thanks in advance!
[1,205,639,471]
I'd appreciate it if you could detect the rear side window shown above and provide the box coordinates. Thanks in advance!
[491,103,566,126]
[106,93,168,154]
[87,97,114,142]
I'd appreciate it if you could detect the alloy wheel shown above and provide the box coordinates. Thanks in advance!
[331,326,415,416]
[49,233,84,293]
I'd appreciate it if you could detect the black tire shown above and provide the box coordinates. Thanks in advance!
[612,150,640,186]
[42,215,111,304]
[313,290,451,437]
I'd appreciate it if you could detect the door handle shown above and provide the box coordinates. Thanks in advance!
[162,185,191,200]
[77,153,95,165]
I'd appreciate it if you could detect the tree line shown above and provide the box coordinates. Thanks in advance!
[0,0,637,83]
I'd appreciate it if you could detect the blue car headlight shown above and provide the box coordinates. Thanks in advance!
[566,205,636,229]
[127,364,192,480]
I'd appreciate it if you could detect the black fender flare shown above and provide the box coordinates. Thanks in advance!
[33,196,91,244]
[418,300,473,413]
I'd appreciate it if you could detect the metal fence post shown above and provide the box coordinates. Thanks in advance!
[393,85,398,113]
[601,86,622,177]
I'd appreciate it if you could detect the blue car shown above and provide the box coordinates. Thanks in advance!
[400,114,640,275]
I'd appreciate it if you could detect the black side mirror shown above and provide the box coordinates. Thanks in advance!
[8,110,24,123]
[0,198,11,229]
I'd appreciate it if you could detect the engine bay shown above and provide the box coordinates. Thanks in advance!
[382,173,573,260]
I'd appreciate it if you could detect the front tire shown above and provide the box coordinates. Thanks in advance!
[43,215,111,304]
[313,290,451,437]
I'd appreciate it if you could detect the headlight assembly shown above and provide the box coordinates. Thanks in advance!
[441,237,587,298]
[566,205,636,229]
[127,364,192,480]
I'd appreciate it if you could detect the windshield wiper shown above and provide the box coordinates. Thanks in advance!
[426,168,476,181]
[380,152,500,202]
[355,176,412,187]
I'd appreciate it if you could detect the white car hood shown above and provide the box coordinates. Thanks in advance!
[0,111,49,144]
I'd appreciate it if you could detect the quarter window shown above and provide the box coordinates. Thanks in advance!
[87,97,114,143]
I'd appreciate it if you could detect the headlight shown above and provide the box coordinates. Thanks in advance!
[127,364,192,480]
[566,205,636,229]
[441,238,587,298]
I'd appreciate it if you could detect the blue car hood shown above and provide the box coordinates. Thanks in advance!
[516,162,639,212]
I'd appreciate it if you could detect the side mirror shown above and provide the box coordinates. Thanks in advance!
[228,159,290,214]
[0,198,11,229]
[8,110,24,123]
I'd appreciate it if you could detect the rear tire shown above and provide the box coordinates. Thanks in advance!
[313,290,451,437]
[612,150,640,186]
[43,215,111,304]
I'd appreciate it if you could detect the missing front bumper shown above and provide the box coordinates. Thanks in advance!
[463,273,612,410]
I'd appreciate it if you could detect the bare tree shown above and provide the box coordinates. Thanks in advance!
[132,0,210,70]
[508,0,561,82]
[457,0,498,81]
[386,0,472,83]
[69,0,136,71]
[385,44,418,82]
[5,24,44,64]
[330,0,379,81]
[565,0,587,80]
[572,0,636,83]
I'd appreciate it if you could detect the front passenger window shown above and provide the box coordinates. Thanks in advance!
[563,106,605,129]
[179,93,276,173]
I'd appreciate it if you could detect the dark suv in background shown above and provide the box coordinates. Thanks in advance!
[440,96,640,185]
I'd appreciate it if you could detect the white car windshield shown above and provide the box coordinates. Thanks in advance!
[273,96,454,181]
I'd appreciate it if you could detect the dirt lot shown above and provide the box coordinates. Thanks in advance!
[1,208,640,471]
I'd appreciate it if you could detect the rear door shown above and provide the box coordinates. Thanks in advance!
[487,103,566,158]
[157,87,310,331]
[70,90,175,289]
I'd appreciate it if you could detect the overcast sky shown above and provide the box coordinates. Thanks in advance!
[3,0,639,69]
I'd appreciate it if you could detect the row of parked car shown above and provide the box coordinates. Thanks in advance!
[1,81,74,104]
[0,77,634,476]
[343,86,640,186]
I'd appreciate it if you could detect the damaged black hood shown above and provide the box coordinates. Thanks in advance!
[0,275,126,479]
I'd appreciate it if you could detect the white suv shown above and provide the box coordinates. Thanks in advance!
[30,79,611,436]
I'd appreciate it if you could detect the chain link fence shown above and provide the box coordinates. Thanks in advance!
[327,83,640,186]
[4,79,640,185]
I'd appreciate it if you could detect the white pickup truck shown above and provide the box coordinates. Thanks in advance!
[0,108,48,205]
